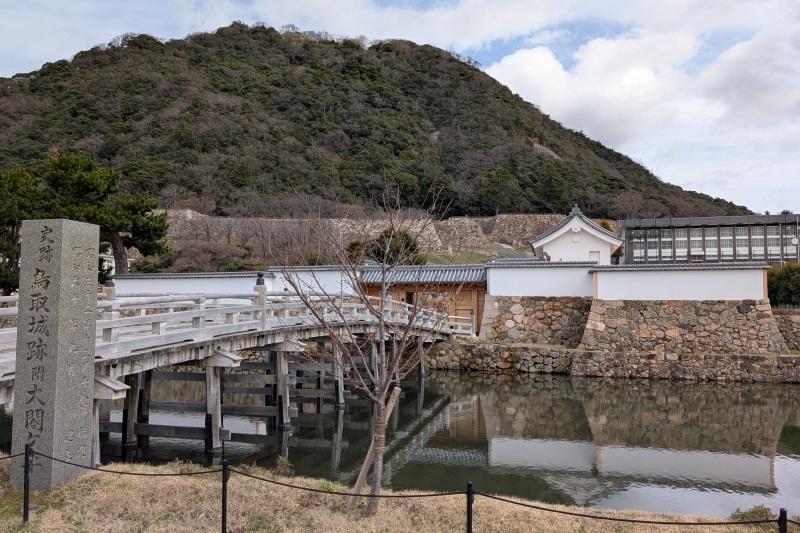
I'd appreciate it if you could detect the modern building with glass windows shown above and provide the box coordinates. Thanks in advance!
[619,214,800,264]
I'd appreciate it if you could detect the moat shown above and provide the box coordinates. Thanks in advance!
[2,372,800,518]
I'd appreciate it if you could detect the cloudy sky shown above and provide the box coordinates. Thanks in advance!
[1,0,798,215]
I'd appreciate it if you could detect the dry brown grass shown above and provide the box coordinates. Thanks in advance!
[0,452,796,532]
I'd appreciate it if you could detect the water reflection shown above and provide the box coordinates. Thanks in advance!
[405,373,800,516]
[2,373,800,517]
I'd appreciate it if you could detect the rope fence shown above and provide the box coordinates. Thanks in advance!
[231,466,463,498]
[7,445,797,532]
[36,451,223,477]
[0,451,24,461]
[477,491,776,527]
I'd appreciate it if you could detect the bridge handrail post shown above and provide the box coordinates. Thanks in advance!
[192,296,206,330]
[280,292,291,319]
[255,282,268,328]
[101,278,116,301]
[381,296,391,321]
[102,301,120,343]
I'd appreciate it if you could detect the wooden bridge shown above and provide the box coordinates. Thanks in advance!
[0,281,472,463]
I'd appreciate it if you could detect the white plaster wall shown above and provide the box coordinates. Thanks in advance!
[544,231,613,264]
[114,274,268,303]
[595,269,766,300]
[271,269,354,295]
[114,269,357,300]
[487,266,594,297]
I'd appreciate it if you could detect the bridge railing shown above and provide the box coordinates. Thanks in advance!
[1,289,472,358]
[0,296,18,319]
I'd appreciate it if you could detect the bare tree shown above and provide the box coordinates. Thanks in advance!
[271,188,462,515]
[611,191,670,220]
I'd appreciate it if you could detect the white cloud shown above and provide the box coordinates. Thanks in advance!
[523,29,571,46]
[487,29,697,146]
[700,31,800,127]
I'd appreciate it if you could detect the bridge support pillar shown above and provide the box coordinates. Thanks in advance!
[92,375,129,467]
[205,366,223,455]
[417,338,425,378]
[393,338,401,382]
[370,341,379,386]
[275,351,291,429]
[122,373,141,450]
[137,370,151,449]
[333,344,345,408]
[331,406,344,472]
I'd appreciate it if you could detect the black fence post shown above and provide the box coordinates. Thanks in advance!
[466,481,473,533]
[221,459,229,533]
[23,443,30,523]
[205,413,213,454]
[778,508,787,533]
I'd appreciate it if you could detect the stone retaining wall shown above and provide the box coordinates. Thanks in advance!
[774,309,800,350]
[579,299,788,355]
[428,341,575,373]
[433,218,492,255]
[429,340,800,382]
[570,350,800,382]
[480,296,592,346]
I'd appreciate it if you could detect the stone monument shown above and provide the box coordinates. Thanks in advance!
[11,219,99,490]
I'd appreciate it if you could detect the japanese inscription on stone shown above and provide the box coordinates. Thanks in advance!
[11,220,99,490]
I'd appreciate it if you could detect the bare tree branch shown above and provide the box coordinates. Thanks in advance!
[268,186,464,515]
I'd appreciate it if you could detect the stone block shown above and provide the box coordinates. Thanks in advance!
[12,220,99,491]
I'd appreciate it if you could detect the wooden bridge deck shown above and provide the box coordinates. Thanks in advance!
[0,289,472,406]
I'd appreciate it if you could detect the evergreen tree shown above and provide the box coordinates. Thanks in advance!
[0,151,169,292]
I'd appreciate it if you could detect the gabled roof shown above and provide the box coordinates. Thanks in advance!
[360,264,486,285]
[530,206,623,250]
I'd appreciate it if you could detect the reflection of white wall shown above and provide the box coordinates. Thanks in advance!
[486,264,594,297]
[594,268,767,300]
[598,446,774,489]
[490,438,596,472]
[488,439,774,490]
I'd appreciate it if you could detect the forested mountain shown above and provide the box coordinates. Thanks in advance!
[0,22,751,219]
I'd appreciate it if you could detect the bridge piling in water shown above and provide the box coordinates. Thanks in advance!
[122,373,140,450]
[137,370,151,449]
[205,366,223,454]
